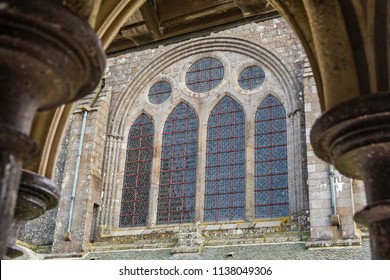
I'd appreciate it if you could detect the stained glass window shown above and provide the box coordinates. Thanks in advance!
[204,96,246,222]
[255,95,289,218]
[157,103,198,224]
[119,114,154,227]
[149,81,171,104]
[238,66,265,90]
[185,57,224,93]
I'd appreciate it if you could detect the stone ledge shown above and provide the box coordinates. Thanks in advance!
[111,229,145,236]
[220,224,238,230]
[255,220,282,228]
[205,225,221,231]
[237,222,254,229]
[306,238,362,249]
[90,241,175,252]
[44,252,84,259]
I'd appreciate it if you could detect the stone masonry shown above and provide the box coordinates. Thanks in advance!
[303,60,365,247]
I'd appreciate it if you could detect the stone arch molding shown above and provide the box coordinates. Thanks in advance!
[110,37,301,137]
[100,36,306,228]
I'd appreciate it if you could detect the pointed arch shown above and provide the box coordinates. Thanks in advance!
[157,103,198,224]
[119,113,154,227]
[110,37,301,137]
[255,95,289,218]
[204,96,246,222]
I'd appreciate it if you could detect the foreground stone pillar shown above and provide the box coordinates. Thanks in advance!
[311,94,390,259]
[268,0,390,259]
[0,133,38,259]
[7,170,60,259]
[0,0,105,259]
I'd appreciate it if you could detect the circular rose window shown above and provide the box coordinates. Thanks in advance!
[238,66,265,90]
[185,57,224,93]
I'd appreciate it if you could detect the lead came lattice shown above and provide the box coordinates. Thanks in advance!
[238,65,265,90]
[148,81,172,104]
[255,95,289,218]
[185,57,224,93]
[119,114,154,227]
[157,103,198,224]
[204,96,246,222]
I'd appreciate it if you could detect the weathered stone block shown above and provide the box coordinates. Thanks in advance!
[255,221,281,228]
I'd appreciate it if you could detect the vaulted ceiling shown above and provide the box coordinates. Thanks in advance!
[105,0,277,53]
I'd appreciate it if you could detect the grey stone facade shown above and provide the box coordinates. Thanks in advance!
[19,16,368,259]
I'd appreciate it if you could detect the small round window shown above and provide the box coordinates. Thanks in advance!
[238,66,265,90]
[185,57,224,93]
[148,81,171,104]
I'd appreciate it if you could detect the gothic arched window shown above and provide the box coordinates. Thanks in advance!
[119,114,154,227]
[204,96,246,222]
[157,103,198,224]
[255,95,289,218]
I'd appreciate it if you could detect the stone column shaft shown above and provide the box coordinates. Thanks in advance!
[0,153,22,258]
[0,0,104,259]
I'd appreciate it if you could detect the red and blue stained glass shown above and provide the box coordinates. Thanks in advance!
[149,81,172,104]
[157,103,198,224]
[255,95,289,218]
[238,65,265,90]
[120,114,154,227]
[204,96,246,222]
[185,57,224,93]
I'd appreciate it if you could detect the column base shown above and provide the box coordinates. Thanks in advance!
[6,170,60,259]
[0,128,39,259]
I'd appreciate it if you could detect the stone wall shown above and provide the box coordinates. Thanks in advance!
[51,88,112,253]
[302,60,366,247]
